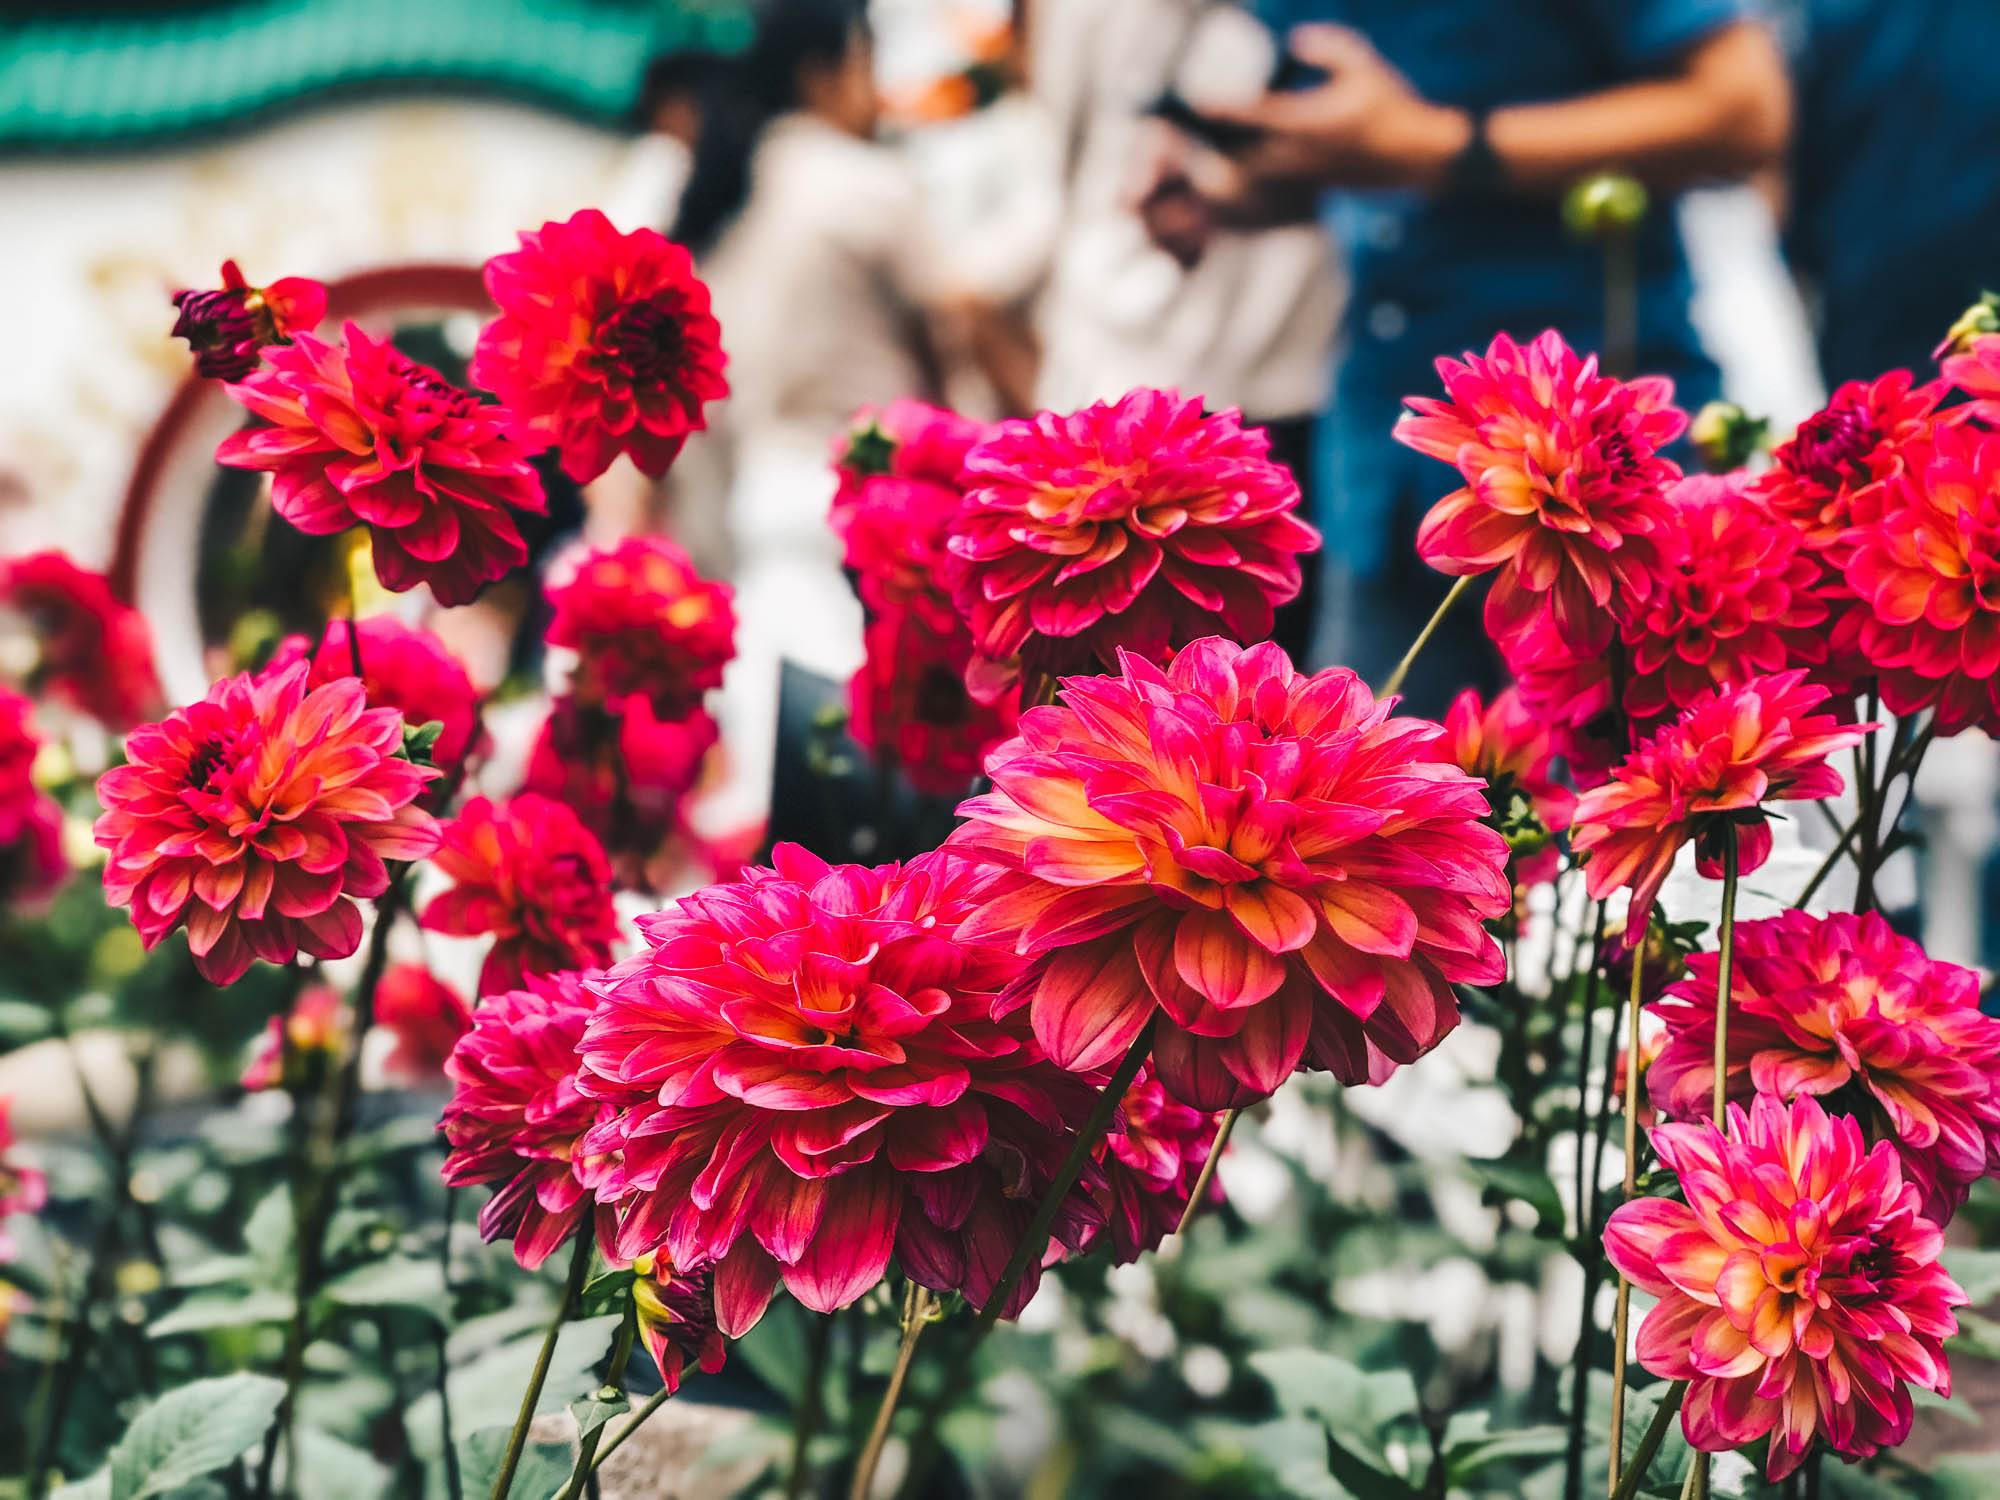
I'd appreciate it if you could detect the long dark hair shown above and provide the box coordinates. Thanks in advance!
[667,0,870,256]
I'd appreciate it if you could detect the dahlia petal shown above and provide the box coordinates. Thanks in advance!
[1212,982,1312,1097]
[1152,1022,1262,1111]
[781,1167,900,1314]
[713,1239,784,1338]
[1030,934,1157,1071]
[1223,881,1319,954]
[1173,908,1286,1009]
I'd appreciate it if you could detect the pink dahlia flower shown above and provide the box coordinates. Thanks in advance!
[1751,371,1947,558]
[95,664,441,985]
[1648,911,2000,1223]
[1843,422,2000,735]
[524,695,717,891]
[171,258,326,382]
[1618,474,1830,722]
[0,689,66,907]
[268,617,483,780]
[1570,671,1868,933]
[1097,1065,1222,1261]
[0,551,162,730]
[472,209,728,483]
[1399,329,1684,651]
[574,845,1106,1333]
[629,1253,727,1392]
[441,971,616,1269]
[545,536,735,722]
[216,324,546,606]
[831,400,988,633]
[0,1096,47,1264]
[1442,685,1575,885]
[419,794,621,997]
[1497,604,1620,786]
[1605,1095,1964,1480]
[849,607,1018,799]
[374,963,474,1084]
[945,389,1317,696]
[949,637,1511,1110]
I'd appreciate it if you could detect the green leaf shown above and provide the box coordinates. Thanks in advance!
[106,1373,285,1500]
[1941,1248,2000,1305]
[1248,1349,1417,1437]
[321,1256,449,1319]
[404,1314,620,1464]
[1466,1157,1566,1235]
[569,1386,630,1443]
[455,1426,574,1500]
[148,1288,295,1337]
[731,1299,813,1407]
[275,1427,391,1500]
[1445,1422,1569,1482]
[243,1185,295,1285]
[1321,1427,1421,1500]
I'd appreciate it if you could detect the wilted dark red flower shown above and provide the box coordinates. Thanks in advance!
[0,551,162,730]
[629,1254,727,1391]
[545,537,735,722]
[1649,910,2000,1223]
[523,695,717,890]
[94,664,441,985]
[0,689,65,907]
[441,970,616,1269]
[1571,672,1869,933]
[419,794,621,996]
[216,324,546,606]
[1619,474,1830,723]
[946,389,1317,697]
[950,638,1511,1110]
[375,964,473,1083]
[1750,371,1947,558]
[473,209,728,483]
[0,1096,47,1264]
[1398,329,1684,651]
[268,617,483,779]
[849,608,1018,798]
[1097,1065,1221,1261]
[574,846,1106,1333]
[171,259,327,381]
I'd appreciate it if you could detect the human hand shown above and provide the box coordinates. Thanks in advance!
[1199,25,1471,192]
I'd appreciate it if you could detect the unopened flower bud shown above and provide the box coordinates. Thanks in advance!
[1562,173,1648,240]
[1688,400,1770,474]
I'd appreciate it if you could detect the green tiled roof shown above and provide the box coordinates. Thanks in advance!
[0,0,753,149]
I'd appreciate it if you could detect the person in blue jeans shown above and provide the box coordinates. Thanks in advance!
[1142,2,1789,713]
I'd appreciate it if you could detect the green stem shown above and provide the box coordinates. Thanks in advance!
[434,1325,464,1500]
[491,1233,595,1500]
[848,1284,936,1500]
[895,1019,1156,1500]
[1377,574,1474,699]
[1563,905,1610,1500]
[786,1312,837,1500]
[1604,942,1649,1497]
[554,1288,639,1500]
[1608,1382,1686,1500]
[1710,834,1740,1126]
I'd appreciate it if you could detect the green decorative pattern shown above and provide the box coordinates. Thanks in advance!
[0,0,752,150]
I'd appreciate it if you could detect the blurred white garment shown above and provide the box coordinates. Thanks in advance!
[697,114,937,827]
[1678,185,1825,433]
[1029,0,1342,419]
[597,131,693,236]
[905,91,1065,308]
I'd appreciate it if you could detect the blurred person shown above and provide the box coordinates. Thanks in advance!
[1031,0,1343,657]
[1774,0,2000,387]
[669,0,948,832]
[1147,4,1790,711]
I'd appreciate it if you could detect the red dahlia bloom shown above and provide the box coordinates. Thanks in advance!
[0,551,162,730]
[524,695,717,890]
[1648,911,2000,1223]
[94,664,441,985]
[1619,474,1829,723]
[1442,684,1575,884]
[849,608,1018,798]
[216,324,546,606]
[949,638,1511,1110]
[171,259,327,381]
[629,1254,727,1391]
[375,963,474,1083]
[0,689,66,907]
[832,400,989,633]
[1399,329,1685,651]
[1751,371,1947,557]
[0,1096,47,1264]
[472,209,728,483]
[1571,672,1868,932]
[1843,422,2000,734]
[945,389,1317,696]
[1605,1095,1963,1480]
[419,794,621,997]
[441,971,616,1269]
[545,536,735,721]
[574,846,1106,1333]
[1098,1065,1222,1261]
[268,616,483,779]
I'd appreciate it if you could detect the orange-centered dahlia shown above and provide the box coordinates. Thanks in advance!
[1605,1095,1964,1480]
[1398,329,1685,651]
[94,663,441,985]
[950,637,1511,1110]
[945,389,1317,696]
